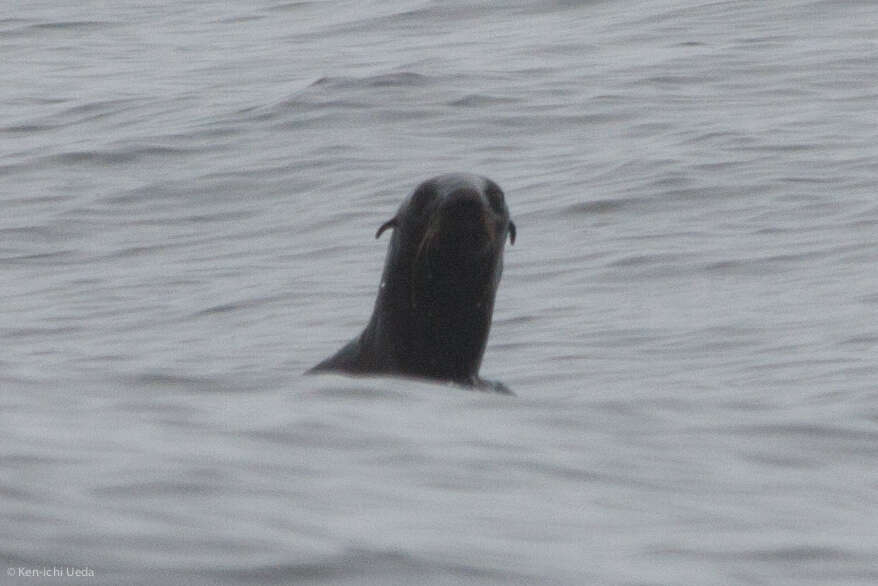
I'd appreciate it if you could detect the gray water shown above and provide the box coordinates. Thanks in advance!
[3,1,878,584]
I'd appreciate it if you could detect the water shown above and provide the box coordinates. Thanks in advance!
[2,1,878,584]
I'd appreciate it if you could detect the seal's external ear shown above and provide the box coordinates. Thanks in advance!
[375,217,398,239]
[508,221,516,245]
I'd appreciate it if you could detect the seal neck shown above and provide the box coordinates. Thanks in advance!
[365,230,501,383]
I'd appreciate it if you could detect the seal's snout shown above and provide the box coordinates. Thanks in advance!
[443,189,485,223]
[439,188,495,249]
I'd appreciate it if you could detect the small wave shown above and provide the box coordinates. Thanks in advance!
[216,15,265,24]
[311,72,429,90]
[724,423,877,442]
[94,479,217,498]
[0,250,77,265]
[266,1,314,12]
[0,20,114,38]
[653,544,861,562]
[58,98,143,118]
[123,372,242,393]
[564,197,640,215]
[702,247,847,275]
[4,326,83,339]
[0,124,53,134]
[192,294,286,317]
[49,145,192,166]
[28,21,115,31]
[215,548,533,585]
[607,252,687,268]
[448,94,518,107]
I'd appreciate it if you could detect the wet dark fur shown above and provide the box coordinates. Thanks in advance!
[308,173,516,393]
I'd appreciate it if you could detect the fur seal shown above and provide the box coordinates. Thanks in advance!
[308,173,516,393]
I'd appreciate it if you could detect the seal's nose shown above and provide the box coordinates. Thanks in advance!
[439,188,494,252]
[442,188,485,224]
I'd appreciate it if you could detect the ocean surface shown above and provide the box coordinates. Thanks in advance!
[3,1,878,584]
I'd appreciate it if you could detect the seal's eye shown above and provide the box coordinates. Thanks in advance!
[484,183,506,215]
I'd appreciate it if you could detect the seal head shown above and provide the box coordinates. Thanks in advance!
[309,173,515,393]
